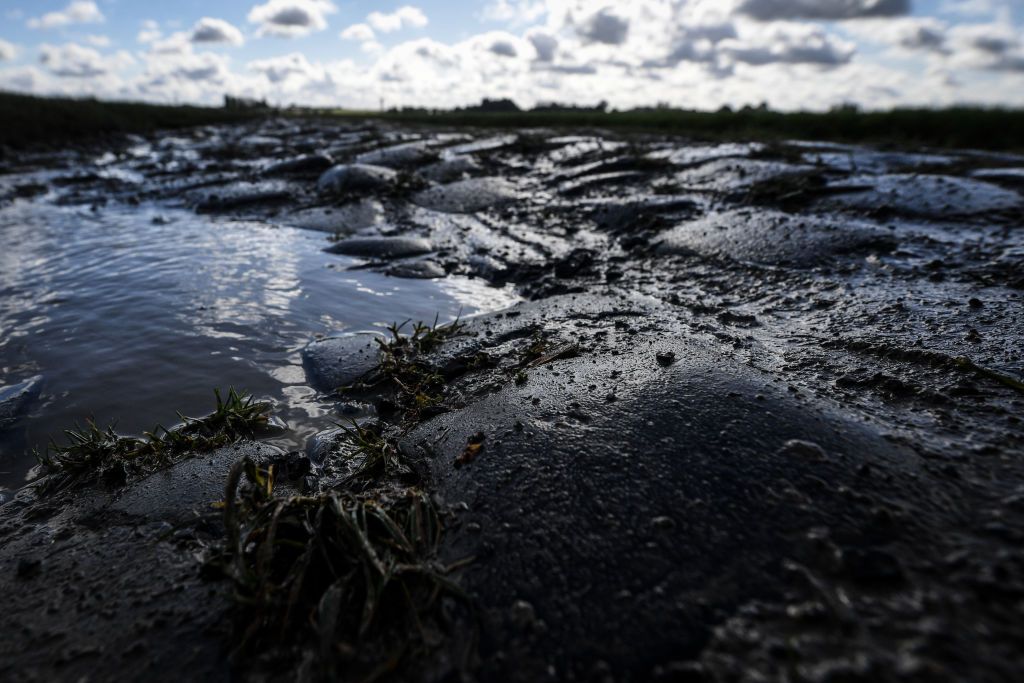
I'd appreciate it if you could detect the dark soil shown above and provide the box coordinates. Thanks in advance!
[1,118,1023,682]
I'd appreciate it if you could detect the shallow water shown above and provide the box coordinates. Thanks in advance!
[0,198,517,492]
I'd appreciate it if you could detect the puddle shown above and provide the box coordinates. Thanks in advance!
[0,199,517,492]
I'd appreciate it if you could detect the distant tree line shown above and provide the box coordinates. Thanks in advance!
[224,95,270,111]
[388,98,610,115]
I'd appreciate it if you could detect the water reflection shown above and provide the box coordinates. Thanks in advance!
[0,200,517,492]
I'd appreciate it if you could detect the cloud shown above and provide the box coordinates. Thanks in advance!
[247,0,337,37]
[490,39,519,57]
[0,39,16,61]
[0,66,41,92]
[137,20,162,45]
[893,18,948,52]
[719,24,856,66]
[168,53,232,82]
[341,23,376,41]
[191,18,245,46]
[482,0,548,24]
[85,35,110,48]
[737,0,909,21]
[135,50,244,104]
[5,0,1024,113]
[527,29,559,61]
[249,52,323,83]
[39,42,133,78]
[574,8,630,45]
[151,32,192,55]
[366,6,429,33]
[27,1,104,29]
[939,0,997,17]
[947,22,1024,72]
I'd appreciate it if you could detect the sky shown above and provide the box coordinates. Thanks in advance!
[0,0,1023,111]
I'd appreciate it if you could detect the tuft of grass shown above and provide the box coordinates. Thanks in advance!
[334,420,409,484]
[222,458,464,678]
[343,316,466,421]
[35,388,272,493]
[380,315,466,357]
[518,333,549,367]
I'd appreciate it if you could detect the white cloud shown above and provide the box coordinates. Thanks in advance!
[527,29,559,61]
[136,50,249,104]
[137,20,162,45]
[151,32,192,55]
[367,6,429,33]
[0,66,42,92]
[946,21,1024,72]
[893,18,948,52]
[939,0,997,17]
[0,39,16,61]
[85,35,110,48]
[247,0,337,38]
[191,18,245,46]
[167,53,232,82]
[846,16,951,55]
[39,42,133,78]
[341,23,376,41]
[27,1,104,30]
[249,52,323,82]
[482,0,548,24]
[4,0,1024,112]
[573,7,630,45]
[737,0,909,21]
[720,23,856,66]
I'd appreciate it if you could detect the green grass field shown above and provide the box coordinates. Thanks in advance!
[0,91,263,149]
[320,106,1024,152]
[3,90,1024,153]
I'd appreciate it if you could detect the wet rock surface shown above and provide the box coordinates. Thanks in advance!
[656,209,896,266]
[412,177,519,214]
[2,118,1023,681]
[301,333,383,392]
[324,235,434,259]
[0,375,42,432]
[317,163,397,195]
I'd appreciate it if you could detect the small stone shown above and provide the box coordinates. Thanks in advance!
[656,351,677,367]
[652,515,676,530]
[510,599,537,631]
[777,439,828,462]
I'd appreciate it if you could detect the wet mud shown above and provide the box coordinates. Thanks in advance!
[1,118,1023,682]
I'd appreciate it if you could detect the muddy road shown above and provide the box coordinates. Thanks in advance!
[0,119,1022,682]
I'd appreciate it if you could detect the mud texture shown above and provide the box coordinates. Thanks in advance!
[1,119,1023,682]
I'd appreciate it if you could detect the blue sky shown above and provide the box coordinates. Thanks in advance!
[1,0,1023,110]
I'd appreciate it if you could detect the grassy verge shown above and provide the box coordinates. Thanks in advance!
[0,91,266,150]
[310,106,1024,153]
[220,317,473,678]
[35,388,272,492]
[223,461,463,678]
[5,90,1021,153]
